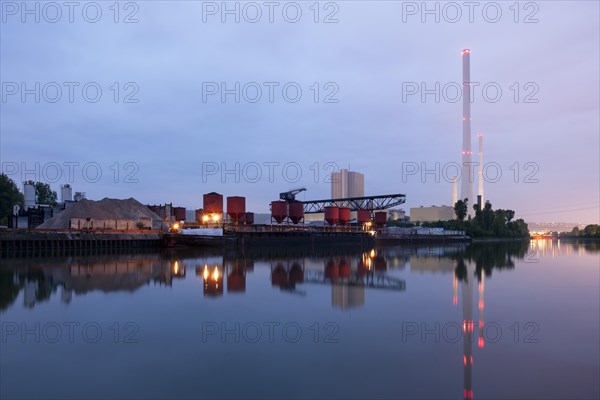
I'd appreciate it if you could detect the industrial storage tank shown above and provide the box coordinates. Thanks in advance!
[375,211,388,226]
[271,201,288,224]
[173,207,186,221]
[245,212,254,225]
[288,202,304,224]
[61,184,73,203]
[356,209,371,224]
[203,192,223,214]
[338,207,351,225]
[195,209,203,223]
[227,196,246,224]
[324,206,339,225]
[23,181,36,209]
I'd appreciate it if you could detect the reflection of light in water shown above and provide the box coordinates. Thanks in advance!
[173,261,179,275]
[203,265,209,280]
[370,249,376,258]
[213,266,219,281]
[453,276,458,305]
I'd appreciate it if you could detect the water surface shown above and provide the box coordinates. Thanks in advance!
[1,240,598,399]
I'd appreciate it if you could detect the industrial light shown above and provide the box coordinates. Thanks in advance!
[202,215,209,222]
[212,214,220,222]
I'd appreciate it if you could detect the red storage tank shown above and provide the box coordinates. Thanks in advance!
[288,202,304,224]
[338,259,351,278]
[203,192,223,214]
[245,212,254,225]
[324,206,339,225]
[227,196,246,224]
[375,211,388,226]
[357,209,371,223]
[271,201,288,224]
[338,207,351,225]
[173,207,186,221]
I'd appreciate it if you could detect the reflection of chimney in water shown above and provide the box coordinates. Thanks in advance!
[453,275,458,305]
[478,273,485,349]
[461,262,474,400]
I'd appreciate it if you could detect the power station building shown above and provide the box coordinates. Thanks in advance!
[331,169,364,198]
[410,205,454,222]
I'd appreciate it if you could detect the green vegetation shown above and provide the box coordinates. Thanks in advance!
[0,174,24,226]
[35,182,58,206]
[560,224,600,239]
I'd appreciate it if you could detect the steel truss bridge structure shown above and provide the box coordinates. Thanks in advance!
[299,193,406,214]
[303,270,406,291]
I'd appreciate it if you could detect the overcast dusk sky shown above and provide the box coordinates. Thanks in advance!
[1,0,598,223]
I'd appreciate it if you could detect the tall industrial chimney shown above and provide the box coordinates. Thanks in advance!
[478,133,484,205]
[461,49,473,210]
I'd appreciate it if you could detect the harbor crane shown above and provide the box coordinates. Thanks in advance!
[279,187,307,202]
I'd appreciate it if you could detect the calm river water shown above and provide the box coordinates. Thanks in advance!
[1,240,598,399]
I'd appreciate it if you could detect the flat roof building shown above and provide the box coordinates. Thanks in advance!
[410,205,455,222]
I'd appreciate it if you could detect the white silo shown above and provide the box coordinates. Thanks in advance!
[24,181,36,209]
[61,184,73,203]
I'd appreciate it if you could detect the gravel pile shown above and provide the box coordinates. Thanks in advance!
[36,198,161,230]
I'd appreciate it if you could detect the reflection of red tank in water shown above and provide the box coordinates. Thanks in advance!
[375,211,387,227]
[271,201,288,224]
[201,266,223,297]
[324,207,339,225]
[374,256,387,271]
[289,263,304,284]
[227,196,246,224]
[338,259,351,278]
[357,260,369,276]
[288,202,304,224]
[325,260,339,281]
[271,264,288,286]
[227,270,246,292]
[338,208,351,225]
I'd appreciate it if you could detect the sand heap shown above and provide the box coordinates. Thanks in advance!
[36,198,162,230]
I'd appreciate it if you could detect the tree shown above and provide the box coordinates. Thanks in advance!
[505,210,515,223]
[0,174,24,225]
[482,201,495,230]
[34,182,57,206]
[454,198,468,222]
